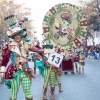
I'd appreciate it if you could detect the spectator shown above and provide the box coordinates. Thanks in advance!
[95,45,100,60]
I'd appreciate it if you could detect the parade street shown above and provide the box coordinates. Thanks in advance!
[0,58,100,100]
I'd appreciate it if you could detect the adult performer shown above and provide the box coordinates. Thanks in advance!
[35,43,62,100]
[0,14,47,100]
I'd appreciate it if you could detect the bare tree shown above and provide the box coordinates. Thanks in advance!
[78,0,99,46]
[0,0,34,43]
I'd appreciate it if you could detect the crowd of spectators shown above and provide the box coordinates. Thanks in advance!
[84,45,100,60]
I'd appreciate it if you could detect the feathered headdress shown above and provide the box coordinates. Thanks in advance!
[4,14,28,38]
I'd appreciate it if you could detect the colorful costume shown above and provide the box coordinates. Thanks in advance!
[77,46,85,74]
[71,52,79,73]
[0,14,44,100]
[35,44,63,100]
[78,52,85,74]
[54,48,63,92]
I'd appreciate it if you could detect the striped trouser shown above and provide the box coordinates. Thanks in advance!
[56,75,61,84]
[43,67,56,92]
[10,71,32,100]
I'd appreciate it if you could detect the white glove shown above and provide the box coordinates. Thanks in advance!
[0,73,5,78]
[0,66,6,73]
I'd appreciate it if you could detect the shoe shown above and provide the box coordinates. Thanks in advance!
[43,96,47,100]
[50,95,54,100]
[59,89,63,92]
[26,98,33,100]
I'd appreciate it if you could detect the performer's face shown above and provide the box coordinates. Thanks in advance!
[14,34,21,42]
[36,53,41,59]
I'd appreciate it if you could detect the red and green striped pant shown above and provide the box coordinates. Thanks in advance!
[43,67,61,92]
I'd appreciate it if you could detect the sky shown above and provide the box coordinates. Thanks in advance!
[15,0,91,41]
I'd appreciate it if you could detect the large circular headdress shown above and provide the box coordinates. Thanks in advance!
[42,3,87,50]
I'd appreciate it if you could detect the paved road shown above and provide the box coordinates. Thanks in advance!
[0,58,100,100]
